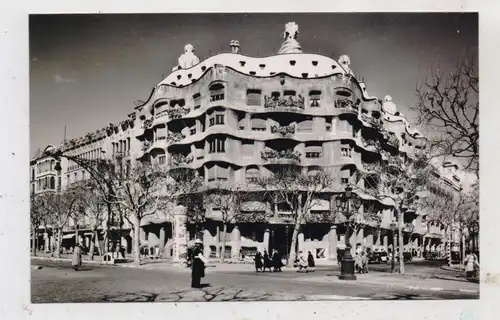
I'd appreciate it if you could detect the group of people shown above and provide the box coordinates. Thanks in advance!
[253,249,284,272]
[295,251,316,273]
[354,251,369,274]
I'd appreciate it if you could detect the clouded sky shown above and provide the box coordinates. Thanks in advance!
[29,13,478,156]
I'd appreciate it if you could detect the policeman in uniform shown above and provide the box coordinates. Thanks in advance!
[191,239,209,288]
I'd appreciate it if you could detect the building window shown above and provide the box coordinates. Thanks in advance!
[241,140,254,157]
[341,147,352,158]
[190,126,196,135]
[326,123,332,132]
[246,167,260,183]
[209,83,225,102]
[251,118,267,131]
[305,146,322,158]
[209,138,226,153]
[297,118,313,132]
[209,111,225,127]
[216,114,225,125]
[341,178,349,185]
[309,90,321,107]
[158,155,166,165]
[193,93,201,109]
[246,89,262,106]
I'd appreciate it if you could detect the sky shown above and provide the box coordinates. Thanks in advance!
[29,13,478,157]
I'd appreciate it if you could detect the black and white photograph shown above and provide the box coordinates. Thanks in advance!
[25,12,482,304]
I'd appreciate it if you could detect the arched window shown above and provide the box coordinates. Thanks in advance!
[209,83,225,102]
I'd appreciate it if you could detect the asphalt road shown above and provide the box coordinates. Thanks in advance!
[31,259,477,303]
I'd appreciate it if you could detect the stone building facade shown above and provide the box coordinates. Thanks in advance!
[30,22,468,261]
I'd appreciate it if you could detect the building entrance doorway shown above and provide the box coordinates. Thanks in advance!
[269,225,294,262]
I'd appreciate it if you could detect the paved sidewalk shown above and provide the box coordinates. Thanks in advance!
[291,273,479,294]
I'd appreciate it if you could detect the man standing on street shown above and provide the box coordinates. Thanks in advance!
[191,239,209,288]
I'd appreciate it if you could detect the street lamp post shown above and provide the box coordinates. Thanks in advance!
[338,186,356,280]
[390,219,397,273]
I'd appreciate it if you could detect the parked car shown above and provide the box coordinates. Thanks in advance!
[368,251,389,264]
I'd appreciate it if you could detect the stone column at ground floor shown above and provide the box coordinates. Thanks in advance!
[358,228,365,248]
[328,225,337,261]
[366,230,374,248]
[203,229,212,258]
[231,226,241,258]
[173,205,188,262]
[159,226,166,255]
[298,231,305,253]
[43,233,49,252]
[263,229,270,253]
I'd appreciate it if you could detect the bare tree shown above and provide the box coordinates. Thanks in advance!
[256,166,336,266]
[30,193,50,256]
[413,60,479,178]
[358,151,432,274]
[44,185,85,258]
[204,183,250,262]
[421,182,479,267]
[336,199,382,254]
[108,162,172,264]
[78,179,108,260]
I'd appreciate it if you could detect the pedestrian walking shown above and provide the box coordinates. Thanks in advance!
[464,250,479,279]
[254,251,263,272]
[272,249,282,272]
[263,250,272,272]
[72,243,82,271]
[307,251,315,272]
[191,239,209,288]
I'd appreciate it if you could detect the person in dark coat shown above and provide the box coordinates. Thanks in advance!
[254,251,263,272]
[191,239,208,288]
[263,250,272,272]
[272,249,282,272]
[307,251,315,272]
[72,243,82,271]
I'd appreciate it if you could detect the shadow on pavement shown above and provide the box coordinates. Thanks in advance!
[99,286,277,302]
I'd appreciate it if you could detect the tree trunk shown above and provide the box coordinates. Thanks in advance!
[220,223,228,262]
[397,209,405,274]
[447,226,452,267]
[89,230,97,260]
[461,233,466,269]
[132,215,141,265]
[288,220,301,267]
[32,226,37,256]
[55,228,62,259]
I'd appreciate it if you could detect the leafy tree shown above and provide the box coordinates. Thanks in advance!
[256,166,336,266]
[413,60,479,178]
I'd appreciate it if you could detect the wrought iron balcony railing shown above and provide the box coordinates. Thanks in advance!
[270,125,296,136]
[263,95,305,109]
[166,108,190,119]
[261,150,302,162]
